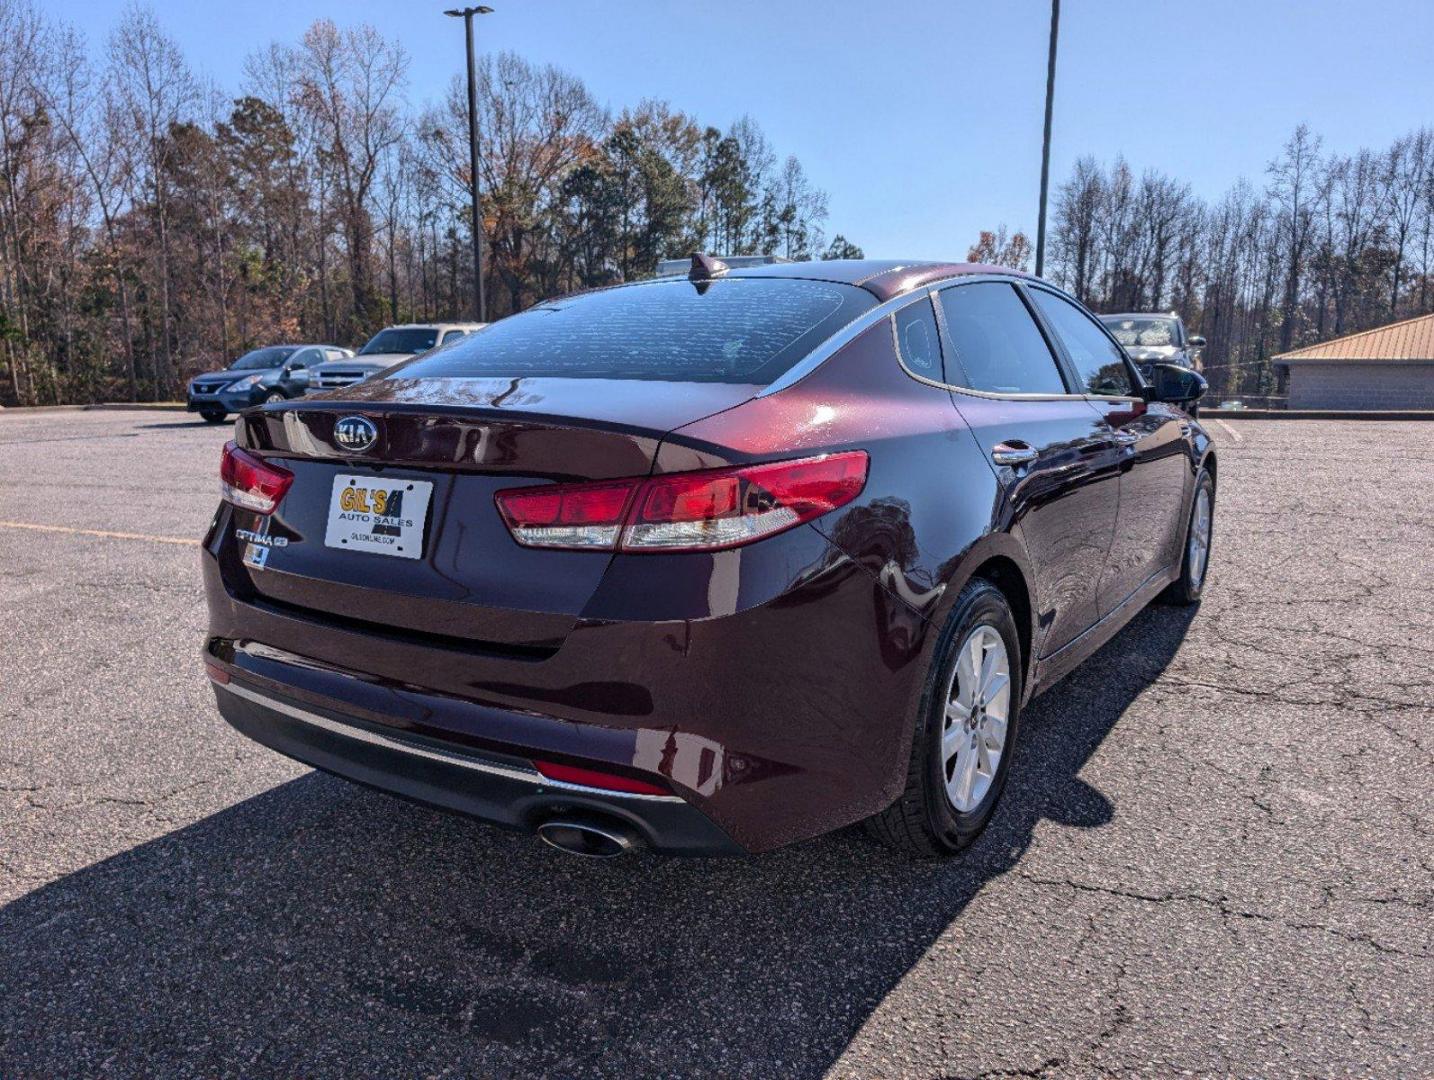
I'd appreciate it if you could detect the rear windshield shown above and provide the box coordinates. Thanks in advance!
[232,347,298,370]
[360,328,441,356]
[392,278,876,384]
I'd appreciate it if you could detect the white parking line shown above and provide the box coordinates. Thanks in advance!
[1213,419,1243,442]
[0,520,199,546]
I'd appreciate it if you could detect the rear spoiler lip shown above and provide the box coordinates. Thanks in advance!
[235,393,762,484]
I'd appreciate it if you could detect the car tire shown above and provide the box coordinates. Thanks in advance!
[263,391,286,404]
[1161,466,1215,606]
[199,410,228,423]
[866,579,1023,856]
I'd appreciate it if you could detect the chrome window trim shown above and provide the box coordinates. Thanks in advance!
[888,288,945,380]
[759,271,1021,397]
[763,271,1131,403]
[757,289,937,396]
[1022,280,1149,400]
[219,680,684,803]
[889,282,1093,402]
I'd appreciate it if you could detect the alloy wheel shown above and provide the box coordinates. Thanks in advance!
[941,624,1011,813]
[1188,486,1212,589]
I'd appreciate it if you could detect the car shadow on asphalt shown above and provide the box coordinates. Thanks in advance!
[0,605,1196,1077]
[136,419,229,430]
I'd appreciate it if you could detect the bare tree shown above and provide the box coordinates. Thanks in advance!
[1267,124,1324,354]
[1383,128,1432,315]
[1051,155,1102,301]
[293,20,408,337]
[0,0,47,401]
[107,5,198,396]
[967,225,1032,272]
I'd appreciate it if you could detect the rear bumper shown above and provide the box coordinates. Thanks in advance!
[212,676,740,854]
[201,503,934,853]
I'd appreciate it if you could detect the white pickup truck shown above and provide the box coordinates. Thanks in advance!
[308,322,488,391]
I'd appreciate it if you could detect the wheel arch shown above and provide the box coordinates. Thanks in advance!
[1201,447,1218,487]
[937,534,1038,695]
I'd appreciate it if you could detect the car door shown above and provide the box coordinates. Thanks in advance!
[282,348,319,396]
[1025,286,1190,615]
[933,280,1123,659]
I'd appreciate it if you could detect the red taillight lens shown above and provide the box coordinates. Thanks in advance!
[533,759,670,796]
[624,451,869,552]
[494,451,868,553]
[495,479,640,549]
[220,440,294,515]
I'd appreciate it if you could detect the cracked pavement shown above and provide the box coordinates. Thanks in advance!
[1,410,1431,1078]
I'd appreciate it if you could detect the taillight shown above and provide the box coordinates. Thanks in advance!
[533,759,670,796]
[220,440,294,515]
[495,479,639,549]
[625,452,868,551]
[494,451,868,553]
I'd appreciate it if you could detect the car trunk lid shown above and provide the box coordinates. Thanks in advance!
[230,377,756,651]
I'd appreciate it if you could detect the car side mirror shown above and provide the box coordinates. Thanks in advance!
[1145,361,1207,406]
[1187,335,1206,349]
[291,368,311,387]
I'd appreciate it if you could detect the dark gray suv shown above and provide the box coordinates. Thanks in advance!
[1099,313,1205,373]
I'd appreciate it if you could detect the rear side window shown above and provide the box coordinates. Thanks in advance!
[937,283,1068,395]
[395,279,876,385]
[1030,289,1134,396]
[893,299,942,376]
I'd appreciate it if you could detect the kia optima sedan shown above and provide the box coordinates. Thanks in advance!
[202,257,1215,858]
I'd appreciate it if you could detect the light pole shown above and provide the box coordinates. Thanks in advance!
[445,5,493,322]
[1034,0,1060,278]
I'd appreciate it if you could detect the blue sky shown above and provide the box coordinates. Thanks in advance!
[62,0,1434,260]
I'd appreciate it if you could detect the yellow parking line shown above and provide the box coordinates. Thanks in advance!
[0,521,199,546]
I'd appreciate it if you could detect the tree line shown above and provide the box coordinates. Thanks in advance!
[5,0,1430,408]
[0,3,861,405]
[1038,125,1434,401]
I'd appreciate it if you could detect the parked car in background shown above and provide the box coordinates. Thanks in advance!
[307,323,487,391]
[203,257,1214,860]
[186,345,352,423]
[1099,313,1207,414]
[1099,312,1205,373]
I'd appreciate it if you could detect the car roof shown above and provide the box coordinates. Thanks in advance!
[723,258,1031,302]
[245,343,346,349]
[377,323,486,331]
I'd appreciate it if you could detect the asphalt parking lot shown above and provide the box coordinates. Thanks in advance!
[1,409,1430,1078]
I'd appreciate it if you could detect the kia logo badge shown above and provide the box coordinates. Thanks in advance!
[334,415,378,453]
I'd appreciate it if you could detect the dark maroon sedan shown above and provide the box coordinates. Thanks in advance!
[202,257,1215,857]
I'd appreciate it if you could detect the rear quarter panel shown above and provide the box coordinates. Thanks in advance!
[641,318,1015,821]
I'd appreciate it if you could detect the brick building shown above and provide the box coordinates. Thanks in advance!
[1274,312,1434,409]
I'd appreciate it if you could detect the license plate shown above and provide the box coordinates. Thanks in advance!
[324,475,433,560]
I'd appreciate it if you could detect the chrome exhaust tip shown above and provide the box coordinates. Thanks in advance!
[537,818,638,858]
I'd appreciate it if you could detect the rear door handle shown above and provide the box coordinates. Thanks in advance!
[991,442,1039,467]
